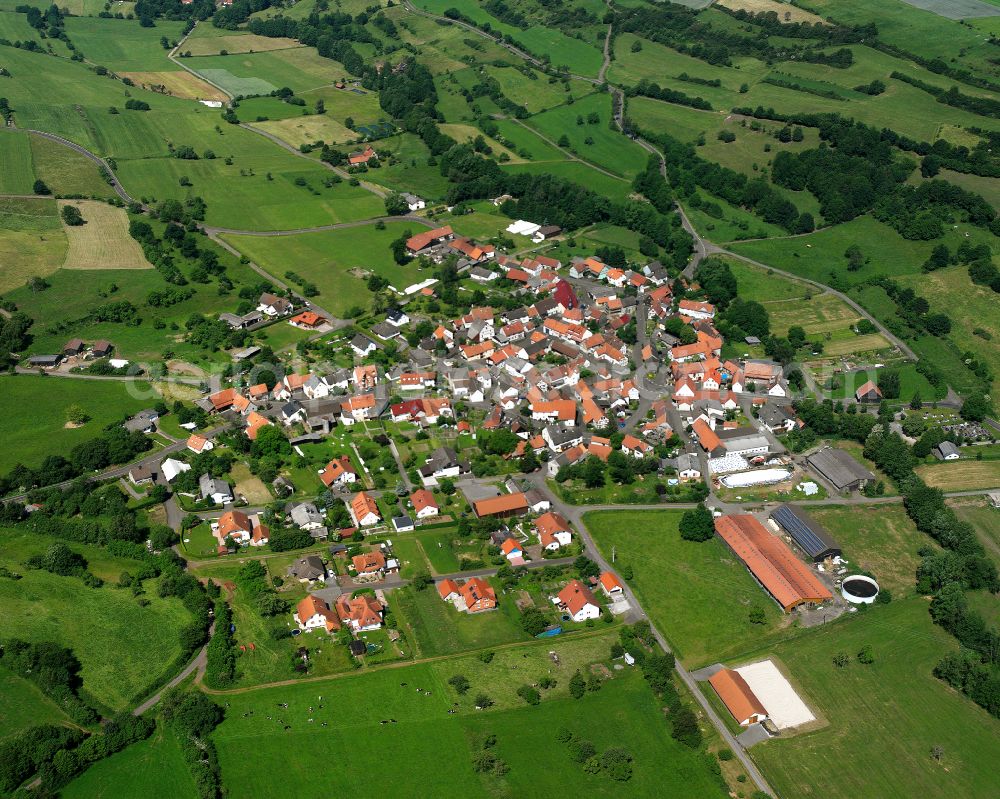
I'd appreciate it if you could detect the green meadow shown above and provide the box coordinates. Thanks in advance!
[0,530,193,710]
[744,598,1000,799]
[0,376,154,473]
[211,638,728,798]
[584,510,788,666]
[221,221,432,315]
[0,667,73,740]
[525,93,650,179]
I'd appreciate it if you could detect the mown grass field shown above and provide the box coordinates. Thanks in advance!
[212,635,728,798]
[0,197,67,293]
[183,32,303,57]
[60,726,198,799]
[221,221,431,315]
[584,510,790,666]
[65,16,188,72]
[0,375,155,473]
[0,530,193,710]
[59,200,153,270]
[916,459,1000,491]
[0,667,73,740]
[118,69,229,103]
[0,129,35,194]
[29,134,118,198]
[183,47,339,95]
[744,598,1000,799]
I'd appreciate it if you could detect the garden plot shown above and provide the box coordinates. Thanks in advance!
[736,659,815,730]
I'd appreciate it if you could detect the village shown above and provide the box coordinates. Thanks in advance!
[82,206,987,753]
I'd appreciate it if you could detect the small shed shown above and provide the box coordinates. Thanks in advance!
[349,640,367,657]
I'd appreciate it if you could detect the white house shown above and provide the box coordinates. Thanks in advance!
[403,193,425,211]
[555,579,601,622]
[161,457,191,483]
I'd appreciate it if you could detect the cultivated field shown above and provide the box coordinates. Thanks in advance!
[764,291,892,359]
[0,197,67,292]
[0,530,193,710]
[584,510,790,666]
[119,70,229,103]
[916,460,1000,491]
[59,200,154,270]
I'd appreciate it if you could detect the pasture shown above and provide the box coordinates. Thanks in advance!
[503,160,634,202]
[0,197,66,293]
[58,200,154,270]
[0,530,193,710]
[0,375,154,473]
[727,256,810,302]
[916,460,1000,491]
[221,221,431,315]
[584,510,789,666]
[745,598,1000,799]
[0,667,73,740]
[211,637,728,798]
[60,727,198,799]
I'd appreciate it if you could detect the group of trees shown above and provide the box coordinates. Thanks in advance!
[161,687,226,798]
[858,425,1000,717]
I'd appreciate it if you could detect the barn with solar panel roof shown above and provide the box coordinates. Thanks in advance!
[770,505,841,563]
